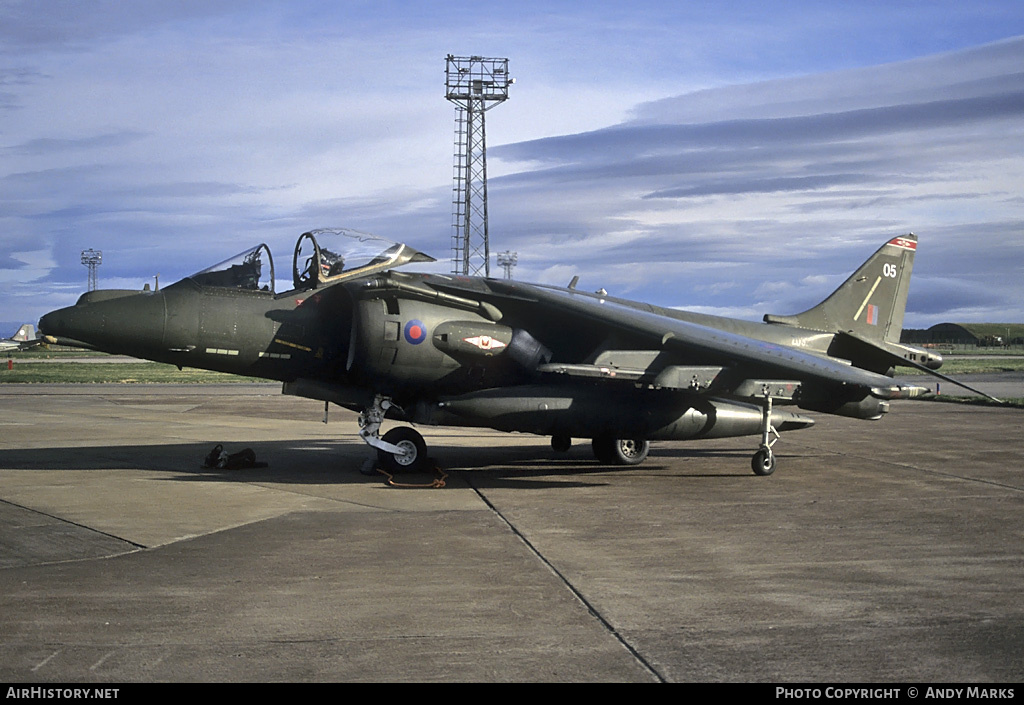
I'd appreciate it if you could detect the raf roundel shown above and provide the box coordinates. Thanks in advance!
[404,319,427,345]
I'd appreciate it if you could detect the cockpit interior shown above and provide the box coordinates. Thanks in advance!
[184,228,435,295]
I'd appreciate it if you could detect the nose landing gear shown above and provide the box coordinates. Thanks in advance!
[357,394,430,473]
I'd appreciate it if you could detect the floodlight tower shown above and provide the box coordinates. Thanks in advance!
[446,55,512,277]
[81,249,102,291]
[496,250,518,280]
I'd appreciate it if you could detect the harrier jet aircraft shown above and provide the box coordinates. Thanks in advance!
[39,229,982,475]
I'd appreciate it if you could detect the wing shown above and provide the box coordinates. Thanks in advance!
[486,280,914,400]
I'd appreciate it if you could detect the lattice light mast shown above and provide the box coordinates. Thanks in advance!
[496,250,518,280]
[81,249,102,291]
[446,55,512,277]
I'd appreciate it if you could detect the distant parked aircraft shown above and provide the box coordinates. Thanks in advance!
[0,324,41,353]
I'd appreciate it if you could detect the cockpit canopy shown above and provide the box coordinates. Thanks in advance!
[292,228,435,290]
[184,229,435,294]
[190,244,274,292]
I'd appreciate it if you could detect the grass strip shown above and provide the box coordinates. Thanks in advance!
[898,358,1024,375]
[1,361,265,384]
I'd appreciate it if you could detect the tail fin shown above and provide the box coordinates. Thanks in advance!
[764,234,917,344]
[13,324,36,342]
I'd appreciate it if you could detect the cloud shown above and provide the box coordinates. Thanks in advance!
[0,248,55,283]
[481,38,1024,324]
[3,131,147,156]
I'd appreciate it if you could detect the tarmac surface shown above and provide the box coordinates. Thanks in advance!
[1,382,1022,683]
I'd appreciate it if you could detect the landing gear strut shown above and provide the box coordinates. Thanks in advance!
[357,394,429,473]
[752,393,780,476]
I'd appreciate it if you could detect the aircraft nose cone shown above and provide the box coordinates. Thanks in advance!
[40,291,167,353]
[38,302,105,347]
[38,309,66,337]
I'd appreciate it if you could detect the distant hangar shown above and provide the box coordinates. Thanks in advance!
[902,323,1024,346]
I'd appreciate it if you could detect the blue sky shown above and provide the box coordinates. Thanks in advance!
[2,0,1024,336]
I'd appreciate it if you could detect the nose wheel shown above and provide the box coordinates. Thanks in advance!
[377,426,429,474]
[357,394,430,473]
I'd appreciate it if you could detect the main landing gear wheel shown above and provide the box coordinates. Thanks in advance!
[377,426,428,474]
[551,434,572,453]
[751,449,776,476]
[592,437,650,466]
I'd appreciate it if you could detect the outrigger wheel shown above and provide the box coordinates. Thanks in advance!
[751,390,780,476]
[377,426,429,474]
[751,448,776,476]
